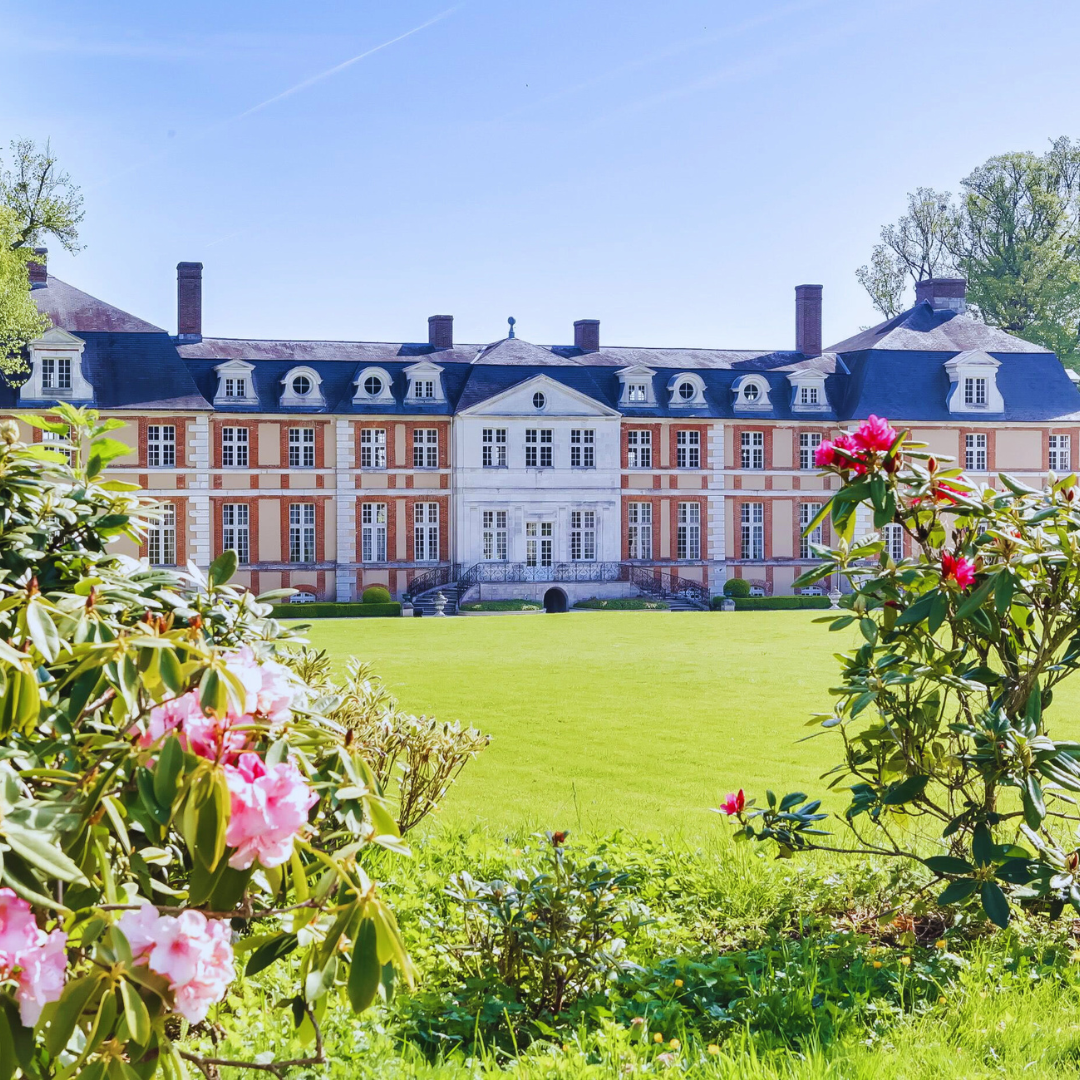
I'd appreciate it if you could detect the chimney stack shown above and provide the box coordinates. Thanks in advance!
[177,261,203,340]
[795,284,822,356]
[574,319,600,352]
[28,247,47,287]
[428,315,453,349]
[915,277,967,313]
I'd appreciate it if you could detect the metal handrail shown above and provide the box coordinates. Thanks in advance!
[624,564,710,607]
[402,562,458,600]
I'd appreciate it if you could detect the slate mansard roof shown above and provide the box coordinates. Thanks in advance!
[12,273,1080,423]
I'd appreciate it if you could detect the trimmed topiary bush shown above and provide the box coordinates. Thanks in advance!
[362,584,392,605]
[723,577,752,597]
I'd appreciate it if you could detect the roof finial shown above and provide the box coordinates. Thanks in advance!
[507,316,516,339]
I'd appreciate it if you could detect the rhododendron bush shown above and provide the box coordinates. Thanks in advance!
[722,415,1080,931]
[0,406,418,1080]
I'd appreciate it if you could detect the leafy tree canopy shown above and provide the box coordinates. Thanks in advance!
[0,138,84,253]
[0,209,48,377]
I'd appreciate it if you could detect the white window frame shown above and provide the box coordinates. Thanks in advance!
[148,503,177,566]
[413,502,439,561]
[1049,434,1072,473]
[741,431,764,470]
[799,385,819,406]
[965,433,988,471]
[289,427,315,469]
[525,429,553,468]
[147,425,176,468]
[224,376,246,399]
[41,356,72,391]
[676,430,700,469]
[289,503,316,563]
[570,510,596,561]
[360,428,386,469]
[741,502,764,560]
[482,428,507,468]
[628,383,648,403]
[482,510,508,561]
[964,377,988,408]
[361,503,387,563]
[570,429,595,468]
[222,503,249,563]
[627,430,652,469]
[413,428,438,469]
[883,522,904,562]
[799,432,822,471]
[221,426,248,468]
[677,502,701,560]
[799,502,823,560]
[627,502,653,560]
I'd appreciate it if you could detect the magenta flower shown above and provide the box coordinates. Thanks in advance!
[719,790,745,816]
[852,415,899,454]
[140,691,248,764]
[15,930,68,1027]
[941,552,977,590]
[0,889,40,958]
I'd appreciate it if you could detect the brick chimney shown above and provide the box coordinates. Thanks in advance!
[177,261,203,340]
[795,284,822,356]
[574,319,600,352]
[428,315,453,349]
[915,277,967,313]
[28,247,47,287]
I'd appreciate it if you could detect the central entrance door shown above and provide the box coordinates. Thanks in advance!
[525,520,554,580]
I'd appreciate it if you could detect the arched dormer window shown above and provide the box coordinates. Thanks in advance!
[212,360,258,407]
[732,374,771,411]
[280,366,325,408]
[404,360,445,404]
[667,372,706,407]
[353,366,395,404]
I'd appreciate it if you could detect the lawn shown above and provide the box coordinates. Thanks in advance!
[298,610,1080,838]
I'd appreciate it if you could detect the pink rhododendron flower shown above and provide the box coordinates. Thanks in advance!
[15,929,67,1027]
[814,440,838,468]
[224,753,317,870]
[852,415,899,454]
[941,552,977,590]
[117,905,159,959]
[139,691,248,764]
[0,888,40,958]
[222,647,297,722]
[718,790,745,816]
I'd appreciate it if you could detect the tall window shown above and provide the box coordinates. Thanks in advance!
[482,510,508,561]
[799,502,823,560]
[883,522,904,562]
[360,428,386,469]
[526,521,553,567]
[740,431,764,470]
[964,377,988,407]
[413,429,438,468]
[289,428,315,468]
[570,429,595,468]
[41,357,71,391]
[799,386,819,406]
[221,427,248,467]
[289,504,316,563]
[799,432,822,470]
[525,429,553,468]
[677,502,701,560]
[1050,434,1072,472]
[482,428,507,468]
[147,425,176,468]
[965,433,987,471]
[570,510,596,560]
[413,502,439,561]
[223,377,246,399]
[148,503,176,566]
[628,383,647,403]
[222,504,249,563]
[627,502,653,559]
[740,503,764,560]
[676,430,700,468]
[361,504,387,562]
[627,430,652,468]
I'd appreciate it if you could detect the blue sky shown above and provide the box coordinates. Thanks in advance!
[3,0,1079,350]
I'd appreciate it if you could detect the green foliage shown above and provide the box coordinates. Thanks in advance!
[1,138,84,253]
[711,596,831,611]
[362,585,393,605]
[722,578,752,598]
[0,208,48,375]
[272,601,401,618]
[459,599,542,611]
[573,597,668,609]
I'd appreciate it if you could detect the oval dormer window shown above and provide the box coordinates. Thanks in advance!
[363,374,383,397]
[292,374,312,397]
[532,391,546,410]
[743,383,760,402]
[677,380,696,402]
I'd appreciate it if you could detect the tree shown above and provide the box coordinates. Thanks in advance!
[0,208,48,376]
[0,138,84,253]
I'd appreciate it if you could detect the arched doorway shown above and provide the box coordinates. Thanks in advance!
[543,588,568,613]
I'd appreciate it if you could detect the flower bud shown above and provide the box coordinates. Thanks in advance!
[927,456,937,473]
[1068,851,1080,873]
[0,419,19,445]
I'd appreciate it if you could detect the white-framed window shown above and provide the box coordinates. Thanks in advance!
[799,386,819,406]
[627,430,652,468]
[361,503,387,562]
[964,377,988,408]
[570,429,595,468]
[883,522,904,562]
[676,380,697,402]
[289,427,315,468]
[740,502,764,560]
[289,591,316,604]
[628,382,648,403]
[42,427,72,463]
[677,502,701,560]
[413,502,439,561]
[799,502,823,560]
[223,376,246,399]
[413,428,438,468]
[526,520,553,567]
[482,428,507,468]
[363,374,384,396]
[741,431,764,470]
[1049,434,1072,472]
[965,433,988,471]
[148,503,177,566]
[222,503,249,563]
[41,356,72,391]
[289,503,316,563]
[676,430,700,469]
[799,432,822,470]
[482,510,508,561]
[221,426,248,468]
[570,510,596,561]
[416,379,435,399]
[525,429,553,468]
[627,502,652,559]
[360,428,386,469]
[147,425,176,468]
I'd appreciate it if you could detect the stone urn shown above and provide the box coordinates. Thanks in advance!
[433,591,448,617]
[828,589,842,610]
[401,601,414,618]
[720,598,736,612]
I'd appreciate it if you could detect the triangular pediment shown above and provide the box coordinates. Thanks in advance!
[31,327,85,349]
[616,363,657,378]
[404,359,444,376]
[460,374,620,418]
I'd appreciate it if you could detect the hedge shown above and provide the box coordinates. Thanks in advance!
[271,602,401,619]
[460,600,543,611]
[574,598,669,610]
[710,595,831,611]
[361,585,392,605]
[722,578,752,598]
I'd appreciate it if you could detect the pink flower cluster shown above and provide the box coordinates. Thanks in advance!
[814,415,900,474]
[224,753,318,869]
[718,790,745,816]
[941,552,977,590]
[0,889,67,1027]
[118,905,235,1024]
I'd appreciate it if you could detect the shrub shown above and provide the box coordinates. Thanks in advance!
[0,407,414,1078]
[574,598,669,610]
[459,600,542,611]
[362,584,392,605]
[272,601,400,618]
[710,596,831,610]
[723,578,751,597]
[720,414,1080,930]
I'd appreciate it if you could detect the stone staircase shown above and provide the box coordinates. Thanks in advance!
[411,585,462,617]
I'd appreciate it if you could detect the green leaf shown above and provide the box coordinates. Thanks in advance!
[199,669,227,718]
[896,592,936,627]
[927,591,948,635]
[135,768,170,826]
[119,979,151,1047]
[994,572,1016,616]
[25,600,62,663]
[0,669,40,737]
[208,550,238,587]
[158,649,184,697]
[347,918,381,1013]
[939,878,979,905]
[47,975,104,1054]
[923,855,975,876]
[881,774,929,805]
[153,736,184,808]
[956,577,995,620]
[981,880,1010,928]
[1022,774,1046,829]
[246,933,300,977]
[3,822,86,883]
[972,823,995,867]
[0,1007,16,1080]
[1025,683,1043,735]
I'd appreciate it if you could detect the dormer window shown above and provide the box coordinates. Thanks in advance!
[628,383,647,403]
[617,365,657,407]
[280,366,325,408]
[732,374,770,411]
[224,377,246,399]
[354,367,395,404]
[744,383,761,403]
[964,377,987,408]
[21,328,93,404]
[668,372,706,407]
[677,380,696,401]
[291,374,312,397]
[945,350,1003,414]
[418,380,435,399]
[404,360,445,404]
[41,357,71,391]
[787,367,829,413]
[799,386,818,406]
[213,360,258,407]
